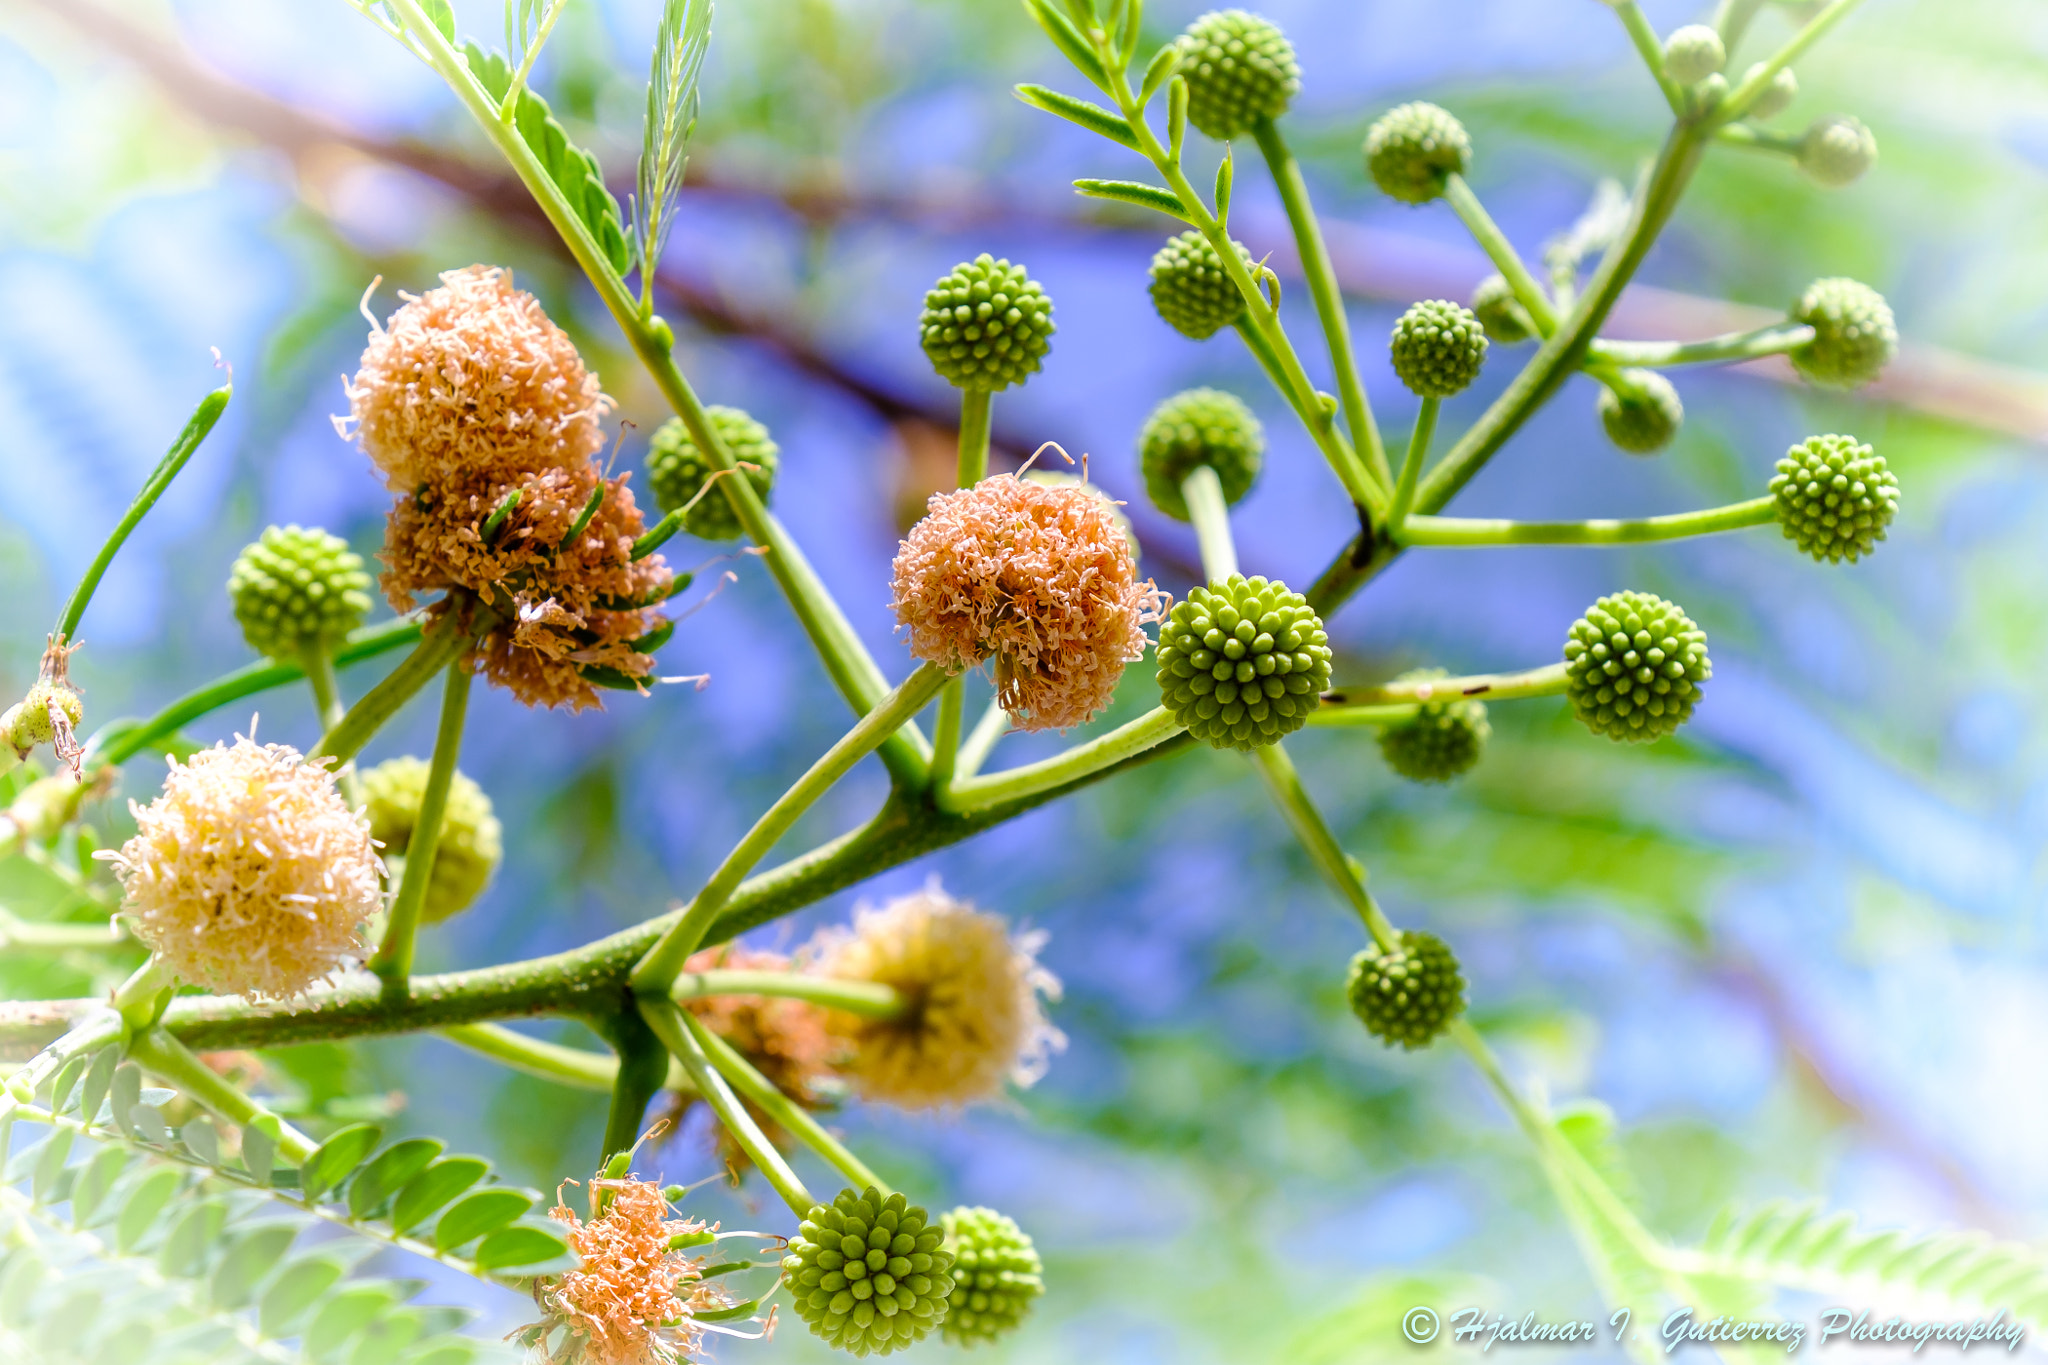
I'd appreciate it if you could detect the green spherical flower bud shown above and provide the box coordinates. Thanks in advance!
[781,1186,956,1357]
[1797,114,1876,187]
[227,525,373,662]
[939,1207,1044,1346]
[919,254,1056,392]
[1147,230,1256,340]
[1156,574,1331,751]
[1662,24,1725,84]
[1346,930,1465,1050]
[1376,670,1489,783]
[1470,274,1533,345]
[1563,590,1711,743]
[1139,388,1264,521]
[1788,278,1896,389]
[1597,369,1683,455]
[361,756,503,923]
[646,407,779,541]
[1364,101,1470,205]
[1742,62,1798,120]
[1173,9,1301,141]
[1389,299,1487,397]
[5,682,83,759]
[1769,434,1898,564]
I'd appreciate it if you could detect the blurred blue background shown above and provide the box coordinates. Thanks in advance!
[4,0,2048,1358]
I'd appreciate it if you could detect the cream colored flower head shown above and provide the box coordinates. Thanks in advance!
[102,735,378,999]
[890,471,1167,732]
[813,883,1064,1110]
[340,264,612,491]
[535,1175,731,1365]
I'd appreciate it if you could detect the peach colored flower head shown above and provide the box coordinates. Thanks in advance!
[102,735,377,999]
[890,472,1167,732]
[812,883,1064,1110]
[535,1176,731,1365]
[340,265,611,491]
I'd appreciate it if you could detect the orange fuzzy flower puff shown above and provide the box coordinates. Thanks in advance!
[534,1176,731,1365]
[337,266,674,711]
[890,472,1167,732]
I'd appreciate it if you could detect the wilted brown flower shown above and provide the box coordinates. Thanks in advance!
[890,472,1166,731]
[532,1175,731,1365]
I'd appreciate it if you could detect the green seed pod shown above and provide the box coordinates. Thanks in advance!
[226,525,373,662]
[646,407,780,541]
[781,1186,956,1357]
[1742,62,1798,120]
[1470,274,1533,345]
[6,682,82,756]
[1364,101,1470,205]
[1147,230,1256,340]
[1788,278,1896,389]
[361,757,504,923]
[919,254,1056,392]
[1376,670,1489,783]
[1769,434,1898,564]
[1389,299,1487,397]
[1597,369,1683,455]
[1156,574,1331,751]
[1662,24,1725,84]
[939,1207,1044,1346]
[1797,114,1876,187]
[1173,9,1301,141]
[1139,388,1264,522]
[1346,930,1466,1050]
[1563,590,1711,743]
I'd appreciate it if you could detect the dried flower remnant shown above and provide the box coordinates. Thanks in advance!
[890,472,1167,732]
[102,735,378,998]
[814,885,1064,1110]
[529,1175,732,1365]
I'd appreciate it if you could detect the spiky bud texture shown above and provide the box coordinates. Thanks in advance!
[360,756,503,923]
[1173,10,1301,141]
[645,408,779,542]
[1788,278,1896,389]
[1597,369,1684,455]
[919,255,1055,392]
[1662,24,1725,83]
[782,1187,956,1356]
[939,1207,1044,1346]
[1376,670,1490,783]
[1364,102,1470,205]
[1156,575,1331,750]
[1471,274,1533,345]
[227,525,373,661]
[1147,230,1256,340]
[1139,388,1264,522]
[1797,114,1877,187]
[1390,300,1487,397]
[1563,591,1711,743]
[1769,434,1898,564]
[1742,62,1799,120]
[1346,930,1465,1050]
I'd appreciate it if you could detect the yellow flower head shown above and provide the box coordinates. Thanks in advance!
[814,884,1063,1110]
[535,1175,730,1365]
[103,735,378,998]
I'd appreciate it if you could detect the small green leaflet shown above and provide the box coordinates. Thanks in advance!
[636,0,714,280]
[1072,178,1192,222]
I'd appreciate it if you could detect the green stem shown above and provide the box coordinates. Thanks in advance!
[1402,497,1774,547]
[87,618,422,769]
[1443,176,1559,336]
[1300,703,1416,728]
[368,662,471,989]
[929,389,994,791]
[1711,123,1803,158]
[1722,0,1867,121]
[1588,323,1810,369]
[1181,466,1238,583]
[928,685,965,792]
[671,969,906,1021]
[1250,117,1387,484]
[638,997,813,1216]
[54,386,230,645]
[1318,662,1568,712]
[953,696,1010,781]
[1386,397,1440,538]
[596,1007,670,1163]
[692,1016,884,1193]
[439,1022,674,1092]
[631,662,950,994]
[126,1026,316,1164]
[1714,0,1767,52]
[300,639,359,808]
[1610,1,1686,114]
[943,706,1184,814]
[111,957,174,1037]
[309,614,466,768]
[0,909,125,951]
[1248,742,1395,950]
